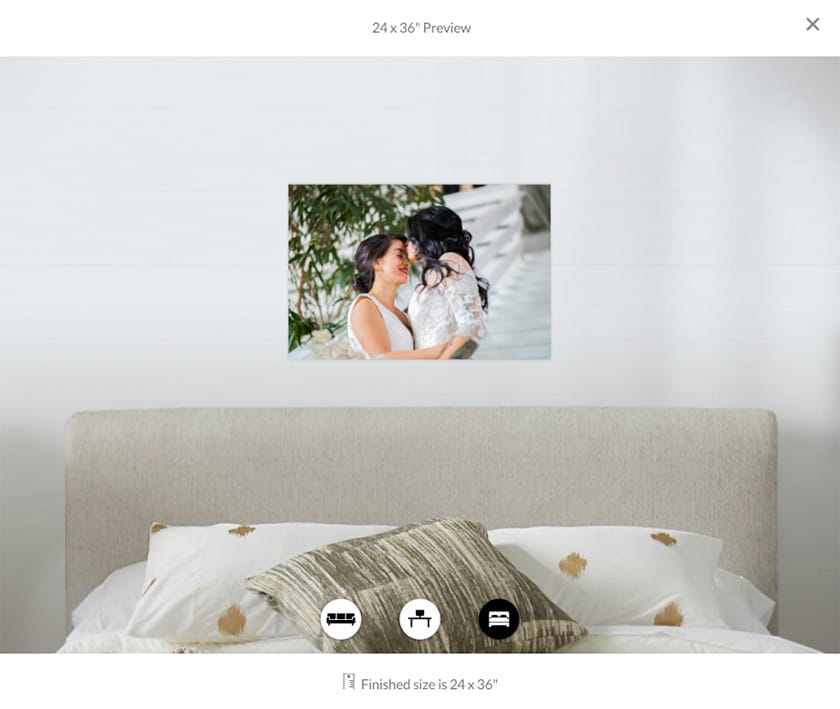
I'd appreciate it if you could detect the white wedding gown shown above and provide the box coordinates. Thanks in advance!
[408,252,486,349]
[347,293,414,359]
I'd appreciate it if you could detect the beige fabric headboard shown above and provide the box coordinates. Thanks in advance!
[65,407,777,630]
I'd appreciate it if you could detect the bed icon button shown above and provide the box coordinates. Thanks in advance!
[478,599,519,639]
[321,599,362,640]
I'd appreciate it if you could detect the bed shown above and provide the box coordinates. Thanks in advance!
[60,406,817,653]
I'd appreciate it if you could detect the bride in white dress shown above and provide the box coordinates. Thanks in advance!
[406,206,489,359]
[347,234,450,359]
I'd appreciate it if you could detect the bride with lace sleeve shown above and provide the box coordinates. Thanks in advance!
[408,252,485,349]
[406,206,489,359]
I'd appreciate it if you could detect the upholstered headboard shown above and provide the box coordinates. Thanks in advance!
[65,407,777,630]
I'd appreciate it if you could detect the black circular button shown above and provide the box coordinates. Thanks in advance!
[478,598,519,639]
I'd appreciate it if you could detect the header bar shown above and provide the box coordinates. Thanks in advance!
[0,0,835,56]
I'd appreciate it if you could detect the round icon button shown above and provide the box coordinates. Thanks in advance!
[320,598,362,640]
[399,598,441,640]
[478,598,519,639]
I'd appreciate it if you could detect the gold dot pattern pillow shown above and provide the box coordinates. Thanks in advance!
[125,521,392,642]
[489,525,727,628]
[246,518,587,653]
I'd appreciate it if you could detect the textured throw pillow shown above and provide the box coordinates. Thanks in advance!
[125,522,392,642]
[246,518,587,653]
[489,526,727,628]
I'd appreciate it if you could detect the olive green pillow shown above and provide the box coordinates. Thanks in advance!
[246,518,587,653]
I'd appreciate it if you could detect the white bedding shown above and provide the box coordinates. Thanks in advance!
[59,624,817,654]
[562,626,817,653]
[63,537,811,655]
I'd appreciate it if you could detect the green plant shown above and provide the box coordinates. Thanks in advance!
[288,184,442,351]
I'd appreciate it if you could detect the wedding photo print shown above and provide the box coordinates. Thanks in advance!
[288,184,551,360]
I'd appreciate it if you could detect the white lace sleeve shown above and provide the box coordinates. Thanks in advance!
[442,255,486,342]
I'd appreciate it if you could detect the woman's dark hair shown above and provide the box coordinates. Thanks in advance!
[352,233,407,294]
[407,205,489,311]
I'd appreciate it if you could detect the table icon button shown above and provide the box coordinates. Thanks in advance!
[399,598,441,640]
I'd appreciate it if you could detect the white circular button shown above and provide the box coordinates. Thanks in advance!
[320,598,362,640]
[399,598,440,640]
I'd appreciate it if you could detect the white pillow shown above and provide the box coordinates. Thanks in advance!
[125,522,392,642]
[71,561,146,632]
[489,525,727,628]
[714,568,775,634]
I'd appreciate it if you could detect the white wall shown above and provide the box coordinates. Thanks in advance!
[1,58,838,652]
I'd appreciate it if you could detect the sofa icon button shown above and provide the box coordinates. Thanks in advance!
[321,599,362,640]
